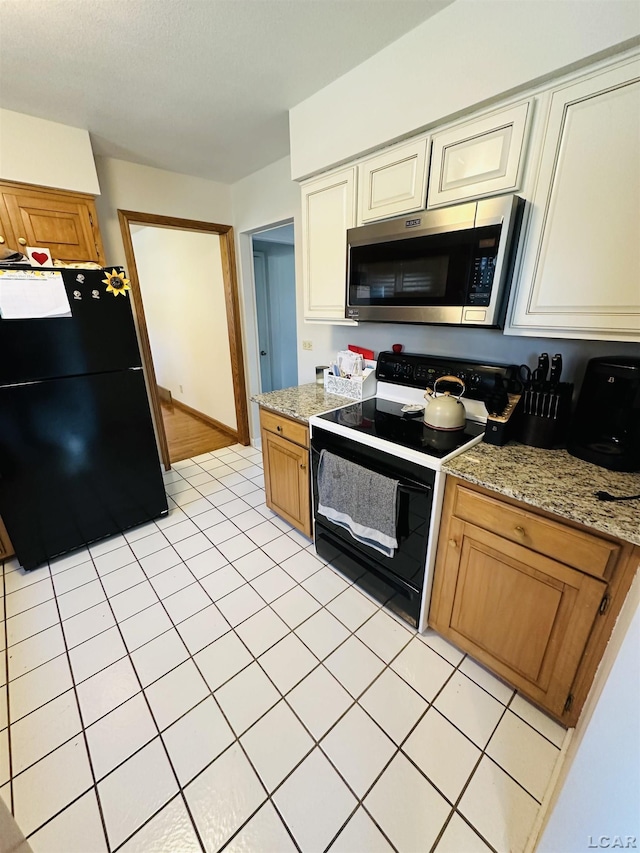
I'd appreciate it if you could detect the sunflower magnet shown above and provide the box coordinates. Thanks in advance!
[103,269,131,297]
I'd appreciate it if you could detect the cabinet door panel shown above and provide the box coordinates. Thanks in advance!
[509,58,640,339]
[428,102,530,207]
[301,167,357,323]
[262,429,310,537]
[5,195,95,262]
[432,519,605,716]
[358,137,429,223]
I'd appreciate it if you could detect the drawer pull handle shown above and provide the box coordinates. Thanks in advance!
[514,525,526,536]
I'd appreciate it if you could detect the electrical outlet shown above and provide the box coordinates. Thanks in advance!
[302,340,313,351]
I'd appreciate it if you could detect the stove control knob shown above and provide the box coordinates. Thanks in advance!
[468,372,482,391]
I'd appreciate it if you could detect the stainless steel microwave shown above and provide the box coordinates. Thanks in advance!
[346,194,524,327]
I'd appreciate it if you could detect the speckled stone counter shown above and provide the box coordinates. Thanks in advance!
[251,383,352,423]
[443,442,640,546]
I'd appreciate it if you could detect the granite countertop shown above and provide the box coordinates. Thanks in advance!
[443,442,640,546]
[251,383,352,423]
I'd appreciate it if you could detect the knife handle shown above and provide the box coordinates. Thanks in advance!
[549,353,562,385]
[533,353,549,388]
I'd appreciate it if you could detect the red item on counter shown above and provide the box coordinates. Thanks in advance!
[348,345,375,360]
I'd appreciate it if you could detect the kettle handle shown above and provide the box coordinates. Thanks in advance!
[434,375,466,398]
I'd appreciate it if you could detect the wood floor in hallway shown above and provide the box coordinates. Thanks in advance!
[160,401,235,464]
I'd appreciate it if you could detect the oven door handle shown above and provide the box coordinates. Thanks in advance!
[397,482,433,495]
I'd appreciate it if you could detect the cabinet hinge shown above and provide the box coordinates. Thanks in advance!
[89,212,94,226]
[563,693,574,714]
[599,594,610,615]
[94,242,101,258]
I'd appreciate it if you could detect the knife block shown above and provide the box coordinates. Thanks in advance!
[516,383,573,448]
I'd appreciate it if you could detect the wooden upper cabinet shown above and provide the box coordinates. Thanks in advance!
[357,136,429,224]
[427,101,531,208]
[0,180,105,264]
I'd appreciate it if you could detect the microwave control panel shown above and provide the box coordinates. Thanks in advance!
[467,255,496,306]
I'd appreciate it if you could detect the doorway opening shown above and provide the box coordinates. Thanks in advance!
[251,222,297,393]
[118,211,250,468]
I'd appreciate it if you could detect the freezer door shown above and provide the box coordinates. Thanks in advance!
[0,369,167,570]
[0,268,142,383]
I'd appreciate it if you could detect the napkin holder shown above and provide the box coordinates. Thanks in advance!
[324,365,377,400]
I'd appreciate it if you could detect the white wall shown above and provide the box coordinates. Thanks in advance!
[537,579,640,851]
[289,0,640,178]
[231,156,301,443]
[131,226,237,430]
[94,156,233,267]
[0,108,100,194]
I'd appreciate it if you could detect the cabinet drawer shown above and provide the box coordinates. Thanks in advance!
[452,485,619,578]
[260,409,309,448]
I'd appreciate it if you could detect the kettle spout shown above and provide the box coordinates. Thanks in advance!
[424,387,434,403]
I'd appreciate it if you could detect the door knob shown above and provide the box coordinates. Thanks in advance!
[18,237,27,246]
[260,350,267,356]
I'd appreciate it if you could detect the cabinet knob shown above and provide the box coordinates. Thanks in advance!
[18,237,27,246]
[300,463,306,471]
[276,425,282,432]
[514,525,526,536]
[448,538,458,548]
[0,235,5,244]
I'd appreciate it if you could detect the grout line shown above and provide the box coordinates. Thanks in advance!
[83,545,208,853]
[34,566,111,849]
[3,453,553,852]
[2,562,14,816]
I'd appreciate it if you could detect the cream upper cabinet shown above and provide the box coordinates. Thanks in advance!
[427,102,531,208]
[509,57,640,341]
[357,136,429,224]
[301,166,357,323]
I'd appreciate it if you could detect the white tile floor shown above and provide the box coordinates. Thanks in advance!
[0,444,568,853]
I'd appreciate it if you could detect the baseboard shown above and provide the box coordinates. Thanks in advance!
[157,385,172,404]
[171,399,238,441]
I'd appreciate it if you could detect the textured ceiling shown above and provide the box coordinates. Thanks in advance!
[0,0,453,183]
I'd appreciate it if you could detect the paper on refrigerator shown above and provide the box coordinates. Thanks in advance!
[0,269,71,319]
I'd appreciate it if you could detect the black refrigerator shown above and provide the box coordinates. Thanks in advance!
[0,266,168,570]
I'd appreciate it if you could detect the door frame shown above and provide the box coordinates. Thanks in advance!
[118,210,250,469]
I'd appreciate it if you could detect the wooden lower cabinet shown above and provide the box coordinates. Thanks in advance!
[430,477,639,726]
[260,408,311,538]
[0,514,15,561]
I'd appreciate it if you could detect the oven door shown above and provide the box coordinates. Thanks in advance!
[311,426,435,627]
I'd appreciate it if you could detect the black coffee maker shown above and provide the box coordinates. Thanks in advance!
[567,356,640,472]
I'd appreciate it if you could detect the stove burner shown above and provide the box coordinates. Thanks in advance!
[317,398,484,459]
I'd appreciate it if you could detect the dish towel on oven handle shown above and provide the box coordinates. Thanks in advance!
[317,449,399,558]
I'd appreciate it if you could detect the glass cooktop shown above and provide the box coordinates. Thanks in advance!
[316,397,485,459]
